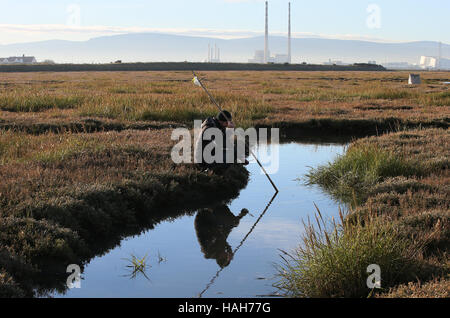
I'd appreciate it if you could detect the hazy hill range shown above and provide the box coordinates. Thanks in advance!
[0,33,448,65]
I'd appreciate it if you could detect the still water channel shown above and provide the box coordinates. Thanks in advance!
[55,140,346,298]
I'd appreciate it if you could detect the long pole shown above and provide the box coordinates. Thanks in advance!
[192,71,279,193]
[264,1,269,64]
[288,2,291,64]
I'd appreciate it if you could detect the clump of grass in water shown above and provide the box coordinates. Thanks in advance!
[305,143,423,205]
[274,207,421,298]
[123,253,151,280]
[157,251,167,264]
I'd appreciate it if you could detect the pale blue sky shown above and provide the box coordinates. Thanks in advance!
[0,0,448,44]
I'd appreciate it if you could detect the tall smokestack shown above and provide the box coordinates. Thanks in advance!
[264,1,269,64]
[288,2,291,64]
[208,43,211,62]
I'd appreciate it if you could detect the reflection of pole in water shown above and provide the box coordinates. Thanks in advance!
[198,192,279,298]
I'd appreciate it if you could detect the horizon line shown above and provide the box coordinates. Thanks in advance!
[0,24,448,46]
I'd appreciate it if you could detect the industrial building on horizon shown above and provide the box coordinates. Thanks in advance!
[249,1,292,64]
[419,55,450,70]
[382,55,450,70]
[248,50,290,64]
[207,43,221,63]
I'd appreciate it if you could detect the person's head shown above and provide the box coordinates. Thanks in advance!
[216,246,234,268]
[217,110,233,128]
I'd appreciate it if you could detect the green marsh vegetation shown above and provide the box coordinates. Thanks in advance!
[279,129,449,298]
[305,142,425,205]
[275,208,421,298]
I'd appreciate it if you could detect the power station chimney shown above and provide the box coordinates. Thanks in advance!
[264,1,269,64]
[288,2,291,64]
[208,43,211,63]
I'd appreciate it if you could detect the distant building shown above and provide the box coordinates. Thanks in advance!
[249,50,267,64]
[419,56,450,70]
[0,55,37,65]
[420,56,438,68]
[249,50,288,64]
[207,44,221,63]
[323,59,348,66]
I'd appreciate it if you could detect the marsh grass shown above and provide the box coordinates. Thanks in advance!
[108,86,138,94]
[149,88,174,94]
[0,270,25,298]
[299,129,449,298]
[0,130,108,165]
[0,93,83,112]
[275,208,421,298]
[305,143,424,204]
[0,71,448,134]
[378,277,450,298]
[360,89,411,100]
[417,90,450,106]
[78,91,273,128]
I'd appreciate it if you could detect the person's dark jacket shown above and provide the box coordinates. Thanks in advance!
[194,116,228,164]
[194,205,248,268]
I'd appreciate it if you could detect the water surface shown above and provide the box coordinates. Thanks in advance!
[55,141,345,298]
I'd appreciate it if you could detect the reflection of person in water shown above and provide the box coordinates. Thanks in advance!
[194,205,249,268]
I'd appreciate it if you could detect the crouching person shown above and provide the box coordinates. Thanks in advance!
[194,110,249,169]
